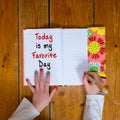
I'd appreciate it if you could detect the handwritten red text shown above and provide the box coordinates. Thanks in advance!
[35,33,53,42]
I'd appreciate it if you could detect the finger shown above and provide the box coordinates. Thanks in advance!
[100,78,106,86]
[88,72,99,81]
[49,88,56,101]
[82,72,87,81]
[34,70,39,89]
[83,72,95,86]
[82,72,90,84]
[87,74,102,91]
[88,72,98,76]
[45,71,50,91]
[26,78,35,93]
[83,73,90,86]
[39,68,44,88]
[83,76,89,87]
[88,72,105,86]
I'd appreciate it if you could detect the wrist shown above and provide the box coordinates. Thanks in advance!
[33,103,42,113]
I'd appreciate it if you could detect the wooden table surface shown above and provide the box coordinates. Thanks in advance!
[0,0,120,120]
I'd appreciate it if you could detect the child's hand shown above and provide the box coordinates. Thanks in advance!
[26,68,57,112]
[83,72,101,95]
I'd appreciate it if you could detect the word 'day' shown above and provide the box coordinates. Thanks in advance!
[38,60,51,70]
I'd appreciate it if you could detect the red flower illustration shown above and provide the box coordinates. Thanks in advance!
[100,59,106,72]
[88,36,105,60]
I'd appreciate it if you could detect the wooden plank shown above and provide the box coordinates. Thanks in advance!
[50,0,93,120]
[115,0,120,119]
[19,0,49,120]
[0,0,18,119]
[50,86,86,120]
[94,0,120,119]
[50,0,93,28]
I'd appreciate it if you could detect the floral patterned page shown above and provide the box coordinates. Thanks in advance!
[88,27,106,85]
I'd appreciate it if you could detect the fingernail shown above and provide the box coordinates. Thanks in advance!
[54,86,59,90]
[84,72,87,76]
[47,71,50,75]
[35,70,38,74]
[40,68,43,72]
[26,78,29,82]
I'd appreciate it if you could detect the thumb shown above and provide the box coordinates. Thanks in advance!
[49,88,56,101]
[26,79,35,93]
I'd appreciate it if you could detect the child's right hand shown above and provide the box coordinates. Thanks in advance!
[82,72,101,95]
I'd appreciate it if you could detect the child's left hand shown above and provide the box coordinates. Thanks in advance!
[26,68,57,112]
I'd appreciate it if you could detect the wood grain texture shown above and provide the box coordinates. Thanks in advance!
[0,0,120,120]
[94,0,120,120]
[19,0,49,120]
[50,0,93,120]
[115,0,120,119]
[0,0,18,119]
[50,86,86,120]
[50,0,93,28]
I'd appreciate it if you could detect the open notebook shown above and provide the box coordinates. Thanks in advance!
[23,27,106,85]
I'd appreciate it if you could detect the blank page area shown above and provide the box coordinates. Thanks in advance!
[63,29,88,85]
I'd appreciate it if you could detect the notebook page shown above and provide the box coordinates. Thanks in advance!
[23,29,62,85]
[63,29,88,85]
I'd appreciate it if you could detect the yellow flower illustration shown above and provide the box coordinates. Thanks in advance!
[90,27,105,36]
[88,41,100,54]
[88,36,105,59]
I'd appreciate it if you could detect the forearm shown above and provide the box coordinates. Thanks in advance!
[8,98,40,120]
[83,95,104,120]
